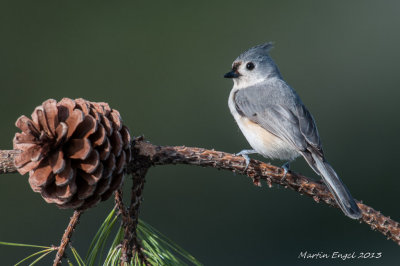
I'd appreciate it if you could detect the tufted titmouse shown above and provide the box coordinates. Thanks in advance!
[224,42,361,219]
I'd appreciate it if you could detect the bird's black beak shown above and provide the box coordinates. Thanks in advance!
[224,70,240,79]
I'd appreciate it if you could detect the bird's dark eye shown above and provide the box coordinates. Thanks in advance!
[246,62,255,70]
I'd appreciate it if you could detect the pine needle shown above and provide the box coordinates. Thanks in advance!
[14,248,54,266]
[29,249,54,266]
[0,241,50,249]
[70,246,86,266]
[85,207,118,265]
[1,207,202,266]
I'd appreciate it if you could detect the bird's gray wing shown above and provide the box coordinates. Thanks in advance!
[295,100,323,156]
[234,86,323,157]
[235,85,362,219]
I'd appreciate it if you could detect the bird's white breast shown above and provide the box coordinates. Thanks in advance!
[228,87,299,161]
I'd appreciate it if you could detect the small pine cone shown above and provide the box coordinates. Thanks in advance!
[13,98,131,210]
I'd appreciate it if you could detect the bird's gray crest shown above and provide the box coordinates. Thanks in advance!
[237,42,274,61]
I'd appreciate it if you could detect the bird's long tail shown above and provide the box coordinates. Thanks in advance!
[302,152,362,219]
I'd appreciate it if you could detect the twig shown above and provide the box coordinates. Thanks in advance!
[128,169,148,265]
[115,189,128,219]
[115,189,132,266]
[53,210,83,266]
[119,137,150,265]
[116,177,149,266]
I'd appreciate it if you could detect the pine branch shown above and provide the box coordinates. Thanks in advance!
[130,139,400,245]
[127,169,149,265]
[117,168,149,264]
[1,137,400,252]
[115,137,151,265]
[53,210,83,266]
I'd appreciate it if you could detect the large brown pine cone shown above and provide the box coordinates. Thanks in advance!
[13,98,131,210]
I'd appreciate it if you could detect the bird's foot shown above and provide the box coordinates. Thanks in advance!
[235,149,257,171]
[281,161,291,181]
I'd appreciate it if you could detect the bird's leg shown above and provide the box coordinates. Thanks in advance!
[281,161,291,181]
[235,149,257,170]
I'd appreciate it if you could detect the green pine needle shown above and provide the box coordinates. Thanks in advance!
[71,245,86,266]
[28,249,54,266]
[85,207,118,265]
[138,220,202,265]
[0,241,50,249]
[1,208,202,265]
[14,248,54,266]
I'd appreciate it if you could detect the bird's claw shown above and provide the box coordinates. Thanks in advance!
[240,154,251,171]
[281,161,290,181]
[235,149,255,171]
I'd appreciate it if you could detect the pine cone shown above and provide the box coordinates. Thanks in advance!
[13,98,131,210]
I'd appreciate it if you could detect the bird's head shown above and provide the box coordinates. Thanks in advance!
[224,42,281,88]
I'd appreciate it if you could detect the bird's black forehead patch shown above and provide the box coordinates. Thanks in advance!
[232,62,242,71]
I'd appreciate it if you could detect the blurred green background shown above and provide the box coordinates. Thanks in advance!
[1,0,399,265]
